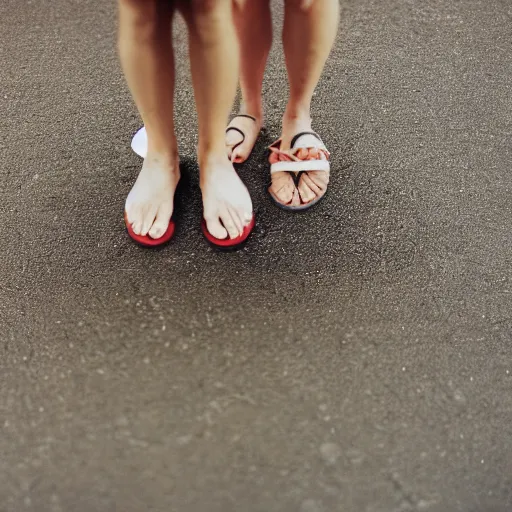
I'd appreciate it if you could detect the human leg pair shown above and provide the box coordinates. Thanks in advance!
[119,0,253,245]
[226,0,339,208]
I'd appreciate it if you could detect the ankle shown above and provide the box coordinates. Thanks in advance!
[144,148,180,170]
[146,134,179,161]
[146,149,179,162]
[283,102,311,123]
[198,143,227,166]
[198,147,229,169]
[240,99,263,121]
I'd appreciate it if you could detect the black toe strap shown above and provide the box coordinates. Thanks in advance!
[226,126,246,154]
[232,114,257,122]
[290,131,323,149]
[226,115,257,137]
[225,126,246,140]
[226,115,257,152]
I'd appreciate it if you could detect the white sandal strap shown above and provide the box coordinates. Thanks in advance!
[270,160,330,174]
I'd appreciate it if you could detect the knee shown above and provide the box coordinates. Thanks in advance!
[285,0,316,12]
[185,0,231,38]
[119,0,158,19]
[232,0,249,10]
[118,0,161,39]
[187,0,231,24]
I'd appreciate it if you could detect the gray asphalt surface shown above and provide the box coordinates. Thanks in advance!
[2,1,512,511]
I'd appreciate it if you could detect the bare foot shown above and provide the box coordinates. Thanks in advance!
[200,156,253,240]
[270,114,329,207]
[125,152,180,240]
[225,111,263,163]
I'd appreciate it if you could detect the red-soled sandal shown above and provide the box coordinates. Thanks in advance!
[201,214,255,251]
[124,211,175,248]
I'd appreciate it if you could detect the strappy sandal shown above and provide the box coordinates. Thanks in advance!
[268,131,330,211]
[226,114,258,163]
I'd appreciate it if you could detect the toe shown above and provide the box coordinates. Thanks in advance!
[225,132,244,161]
[125,201,140,227]
[271,172,296,205]
[205,214,228,240]
[234,186,253,221]
[238,206,253,227]
[302,172,325,199]
[308,170,330,190]
[149,203,173,239]
[132,223,142,236]
[219,205,240,239]
[298,174,318,204]
[290,187,301,207]
[140,205,158,237]
[231,147,244,164]
[131,213,144,235]
[228,206,244,235]
[231,138,255,164]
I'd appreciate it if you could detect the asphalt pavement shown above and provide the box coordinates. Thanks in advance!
[1,1,511,511]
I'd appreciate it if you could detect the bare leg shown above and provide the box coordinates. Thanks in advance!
[225,0,273,163]
[270,0,339,207]
[119,0,180,239]
[179,0,253,240]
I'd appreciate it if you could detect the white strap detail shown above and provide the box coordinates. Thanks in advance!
[270,159,330,174]
[292,136,327,151]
